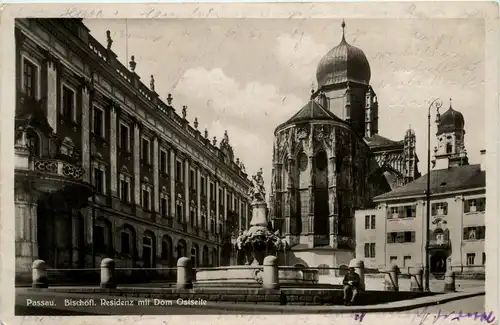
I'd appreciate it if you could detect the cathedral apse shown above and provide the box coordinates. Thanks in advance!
[269,20,419,268]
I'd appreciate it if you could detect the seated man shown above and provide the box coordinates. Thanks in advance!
[342,267,361,306]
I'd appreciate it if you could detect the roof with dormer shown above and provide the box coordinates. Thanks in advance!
[373,164,485,201]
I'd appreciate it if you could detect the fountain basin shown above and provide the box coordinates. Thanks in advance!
[195,265,320,287]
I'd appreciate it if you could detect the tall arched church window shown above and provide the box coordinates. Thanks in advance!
[298,152,308,171]
[316,150,327,171]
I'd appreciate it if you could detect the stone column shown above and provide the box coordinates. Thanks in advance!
[133,122,141,206]
[307,153,315,237]
[170,149,176,219]
[237,196,242,231]
[81,83,91,183]
[110,104,118,197]
[46,59,57,132]
[328,140,337,248]
[15,183,39,274]
[207,174,211,231]
[286,158,294,235]
[153,135,159,213]
[184,158,190,223]
[197,168,201,228]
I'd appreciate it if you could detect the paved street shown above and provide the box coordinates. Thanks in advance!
[409,295,485,314]
[323,276,484,292]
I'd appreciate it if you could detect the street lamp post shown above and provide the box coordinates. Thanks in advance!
[424,98,443,292]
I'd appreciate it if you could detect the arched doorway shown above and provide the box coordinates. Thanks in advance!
[430,251,447,274]
[202,246,209,266]
[161,235,173,267]
[191,244,199,268]
[142,231,156,268]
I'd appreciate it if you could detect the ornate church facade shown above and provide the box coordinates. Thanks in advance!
[269,21,420,268]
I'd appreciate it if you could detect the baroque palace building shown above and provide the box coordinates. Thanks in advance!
[355,103,486,275]
[14,18,251,282]
[269,21,420,269]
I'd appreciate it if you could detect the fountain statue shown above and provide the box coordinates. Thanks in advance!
[235,168,288,265]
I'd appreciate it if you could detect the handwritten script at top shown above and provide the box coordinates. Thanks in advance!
[352,310,496,324]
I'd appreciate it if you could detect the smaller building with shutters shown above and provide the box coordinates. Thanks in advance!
[354,102,486,277]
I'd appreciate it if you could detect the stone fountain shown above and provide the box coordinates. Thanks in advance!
[195,168,322,287]
[235,168,287,265]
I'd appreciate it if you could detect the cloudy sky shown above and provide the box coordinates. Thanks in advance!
[84,18,485,192]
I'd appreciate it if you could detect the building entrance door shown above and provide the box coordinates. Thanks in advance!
[430,251,447,275]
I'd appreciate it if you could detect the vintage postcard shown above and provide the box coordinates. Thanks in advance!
[0,2,498,324]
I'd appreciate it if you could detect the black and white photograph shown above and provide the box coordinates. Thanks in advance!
[2,2,498,321]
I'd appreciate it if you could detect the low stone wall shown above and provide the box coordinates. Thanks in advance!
[26,287,439,306]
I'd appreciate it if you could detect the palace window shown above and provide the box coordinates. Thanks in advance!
[61,84,76,122]
[431,202,448,216]
[160,196,168,217]
[365,215,370,229]
[176,203,183,222]
[119,123,130,152]
[463,226,485,240]
[403,256,411,267]
[141,137,150,164]
[23,57,38,98]
[390,256,397,264]
[210,182,215,200]
[201,177,206,196]
[189,169,195,189]
[160,150,167,174]
[92,162,106,194]
[464,198,486,213]
[482,252,486,265]
[446,143,453,154]
[371,215,376,229]
[176,160,183,182]
[119,174,131,203]
[190,209,196,226]
[466,253,475,266]
[141,184,151,211]
[92,106,105,138]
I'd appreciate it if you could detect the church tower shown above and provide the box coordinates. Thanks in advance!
[403,127,418,183]
[433,99,469,169]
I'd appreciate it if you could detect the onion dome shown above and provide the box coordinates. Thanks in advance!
[316,20,371,88]
[437,99,465,136]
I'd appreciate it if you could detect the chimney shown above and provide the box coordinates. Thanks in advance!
[480,149,486,171]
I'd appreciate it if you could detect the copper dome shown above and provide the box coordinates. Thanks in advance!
[316,21,371,88]
[437,105,465,136]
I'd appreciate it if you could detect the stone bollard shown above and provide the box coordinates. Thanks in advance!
[444,270,456,292]
[100,258,116,289]
[384,264,399,292]
[410,268,423,292]
[263,255,280,289]
[32,260,49,288]
[177,257,193,289]
[349,259,365,291]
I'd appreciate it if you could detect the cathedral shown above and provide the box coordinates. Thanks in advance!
[269,21,420,269]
